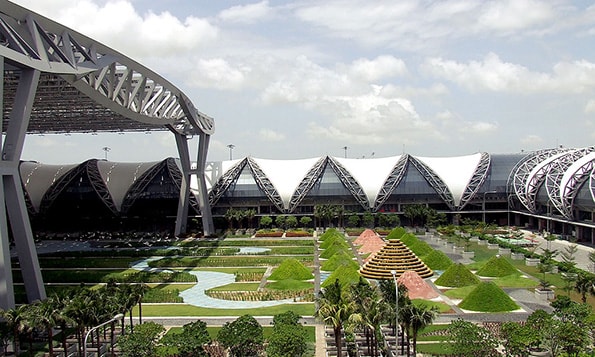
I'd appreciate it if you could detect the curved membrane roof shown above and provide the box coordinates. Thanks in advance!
[333,155,403,207]
[20,162,78,211]
[415,153,483,206]
[96,161,159,211]
[251,157,321,209]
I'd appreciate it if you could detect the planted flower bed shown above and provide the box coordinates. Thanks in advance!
[205,288,314,301]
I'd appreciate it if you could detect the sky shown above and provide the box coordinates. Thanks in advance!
[10,0,595,163]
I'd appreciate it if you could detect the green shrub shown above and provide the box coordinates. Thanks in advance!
[266,279,313,291]
[423,250,454,270]
[476,255,519,277]
[269,258,314,281]
[458,281,519,312]
[434,263,480,288]
[321,252,359,272]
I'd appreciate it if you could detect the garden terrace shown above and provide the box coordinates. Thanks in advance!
[359,239,433,279]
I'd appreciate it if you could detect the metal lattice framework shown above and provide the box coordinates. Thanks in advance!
[288,157,328,212]
[327,156,369,210]
[460,152,491,209]
[208,159,248,206]
[38,159,113,214]
[408,156,456,210]
[247,157,285,213]
[372,154,409,211]
[508,148,570,213]
[545,148,595,220]
[0,1,213,135]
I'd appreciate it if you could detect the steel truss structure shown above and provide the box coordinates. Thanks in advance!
[372,155,409,211]
[328,156,370,210]
[209,159,248,206]
[509,148,570,213]
[459,152,491,209]
[247,157,285,213]
[545,148,595,220]
[0,1,215,308]
[288,157,327,212]
[408,156,456,210]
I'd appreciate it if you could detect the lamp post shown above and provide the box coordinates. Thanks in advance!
[102,146,111,160]
[83,313,124,357]
[342,146,348,158]
[482,190,497,224]
[227,144,235,160]
[390,270,399,356]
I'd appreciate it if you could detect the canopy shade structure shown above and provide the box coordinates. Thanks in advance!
[0,0,215,309]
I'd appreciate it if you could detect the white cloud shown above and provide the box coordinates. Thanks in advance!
[477,0,555,33]
[189,58,249,90]
[520,134,545,147]
[458,121,498,134]
[423,53,595,94]
[347,56,408,82]
[259,129,286,142]
[218,1,274,24]
[585,99,595,113]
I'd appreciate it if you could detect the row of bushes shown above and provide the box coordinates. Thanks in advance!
[205,289,314,302]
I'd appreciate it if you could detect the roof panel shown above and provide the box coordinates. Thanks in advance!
[251,157,321,208]
[333,155,403,207]
[414,153,482,206]
[96,160,159,210]
[19,161,78,211]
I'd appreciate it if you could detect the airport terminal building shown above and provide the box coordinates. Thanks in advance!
[19,146,595,245]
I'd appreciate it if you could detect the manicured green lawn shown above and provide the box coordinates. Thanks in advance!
[136,303,315,317]
[209,282,260,291]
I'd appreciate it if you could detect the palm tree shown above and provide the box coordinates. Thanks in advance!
[349,287,391,357]
[1,304,29,355]
[315,279,354,357]
[402,303,438,355]
[31,297,62,357]
[574,272,595,303]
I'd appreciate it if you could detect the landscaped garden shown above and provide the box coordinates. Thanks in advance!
[5,212,595,356]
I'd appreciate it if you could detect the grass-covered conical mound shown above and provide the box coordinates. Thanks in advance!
[386,227,407,240]
[459,281,519,312]
[434,263,480,287]
[318,228,342,241]
[476,255,519,277]
[320,242,350,259]
[423,250,454,270]
[319,233,348,249]
[269,258,314,280]
[321,251,359,272]
[321,265,360,289]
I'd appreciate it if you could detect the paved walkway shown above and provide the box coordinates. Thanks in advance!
[528,230,595,273]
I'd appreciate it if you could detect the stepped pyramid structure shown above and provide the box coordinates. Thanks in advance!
[359,239,433,279]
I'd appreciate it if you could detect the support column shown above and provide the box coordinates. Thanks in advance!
[171,131,215,237]
[1,67,46,306]
[196,133,214,236]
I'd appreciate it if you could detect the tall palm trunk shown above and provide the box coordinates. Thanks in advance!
[334,326,343,357]
[46,326,54,356]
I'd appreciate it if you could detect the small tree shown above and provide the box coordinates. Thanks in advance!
[118,322,164,357]
[444,319,498,356]
[285,215,298,229]
[217,315,264,357]
[161,320,210,357]
[347,214,360,228]
[500,321,539,356]
[362,212,375,228]
[259,215,272,228]
[299,216,312,228]
[275,215,287,230]
[267,312,307,357]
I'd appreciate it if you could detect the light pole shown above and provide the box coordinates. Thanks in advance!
[83,313,124,357]
[227,144,235,160]
[102,146,111,160]
[342,146,348,158]
[390,270,399,356]
[482,190,497,224]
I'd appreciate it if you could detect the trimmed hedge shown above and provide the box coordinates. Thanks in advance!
[386,227,407,240]
[319,243,350,259]
[321,252,359,272]
[321,265,360,289]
